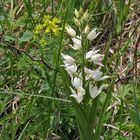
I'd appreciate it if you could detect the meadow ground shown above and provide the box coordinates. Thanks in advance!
[0,0,140,139]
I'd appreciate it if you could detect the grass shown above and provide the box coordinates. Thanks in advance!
[0,0,140,139]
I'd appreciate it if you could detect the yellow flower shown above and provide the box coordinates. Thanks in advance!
[50,22,62,35]
[43,15,62,35]
[34,15,61,36]
[45,27,51,33]
[43,15,51,21]
[52,27,62,35]
[52,17,61,24]
[34,24,43,34]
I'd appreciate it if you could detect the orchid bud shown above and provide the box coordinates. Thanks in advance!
[79,7,83,15]
[74,18,80,27]
[81,10,89,21]
[75,9,79,18]
[84,25,90,34]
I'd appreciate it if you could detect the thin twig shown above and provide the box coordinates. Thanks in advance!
[0,37,54,70]
[116,73,136,83]
[0,91,71,103]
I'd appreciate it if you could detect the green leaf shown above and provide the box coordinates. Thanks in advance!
[19,31,33,43]
[134,125,140,137]
[130,110,140,128]
[72,99,89,140]
[0,16,5,21]
[118,84,132,99]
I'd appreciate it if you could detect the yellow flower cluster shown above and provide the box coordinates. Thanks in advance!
[34,15,62,46]
[43,15,62,35]
[34,15,62,36]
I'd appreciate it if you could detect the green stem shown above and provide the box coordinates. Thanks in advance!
[81,33,86,89]
[132,77,140,127]
[89,98,99,138]
[119,99,123,140]
[51,0,71,96]
[51,0,54,17]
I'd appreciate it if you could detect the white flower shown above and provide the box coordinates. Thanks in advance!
[66,25,76,37]
[69,44,81,50]
[91,69,103,81]
[84,67,109,81]
[70,36,81,50]
[61,53,75,65]
[71,77,82,88]
[86,49,104,66]
[97,75,110,81]
[65,64,77,74]
[87,28,100,41]
[84,67,94,80]
[70,87,85,103]
[84,67,102,80]
[70,75,85,103]
[72,36,81,47]
[86,49,100,59]
[61,54,78,75]
[89,84,105,99]
[91,54,104,66]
